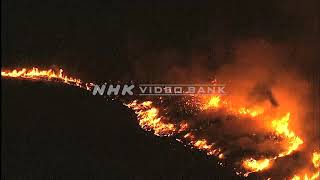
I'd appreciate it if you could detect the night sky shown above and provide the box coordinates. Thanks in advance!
[2,0,319,81]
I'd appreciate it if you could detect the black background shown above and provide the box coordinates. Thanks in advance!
[2,0,319,81]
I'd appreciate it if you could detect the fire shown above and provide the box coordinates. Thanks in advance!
[240,112,303,174]
[126,100,224,159]
[286,151,320,179]
[238,106,264,117]
[194,139,213,150]
[243,158,271,176]
[202,96,221,109]
[201,95,264,118]
[199,95,306,175]
[312,152,320,168]
[178,122,189,132]
[183,132,223,157]
[2,66,319,179]
[271,113,303,157]
[291,172,320,180]
[125,100,177,136]
[290,151,320,180]
[1,67,94,90]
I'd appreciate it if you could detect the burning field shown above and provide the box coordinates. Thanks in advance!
[1,39,319,180]
[125,95,319,179]
[3,0,320,178]
[2,60,319,179]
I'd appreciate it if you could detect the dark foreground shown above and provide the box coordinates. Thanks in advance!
[1,79,252,180]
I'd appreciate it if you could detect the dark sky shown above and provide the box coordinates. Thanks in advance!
[2,0,319,81]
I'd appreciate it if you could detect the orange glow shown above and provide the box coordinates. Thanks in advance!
[291,172,320,180]
[288,151,320,179]
[238,106,264,117]
[178,122,189,132]
[312,152,320,168]
[2,66,318,179]
[127,95,308,177]
[184,132,223,157]
[126,100,177,136]
[202,96,221,109]
[1,67,94,90]
[196,95,306,176]
[271,113,303,157]
[243,158,271,175]
[201,95,264,118]
[126,101,224,159]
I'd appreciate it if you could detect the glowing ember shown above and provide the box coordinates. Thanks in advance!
[178,122,189,132]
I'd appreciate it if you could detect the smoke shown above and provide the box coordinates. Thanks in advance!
[135,38,319,178]
[212,39,318,176]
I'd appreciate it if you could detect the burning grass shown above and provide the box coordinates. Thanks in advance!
[2,67,319,179]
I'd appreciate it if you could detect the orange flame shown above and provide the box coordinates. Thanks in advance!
[2,66,318,179]
[126,100,224,159]
[202,96,221,109]
[312,152,320,168]
[200,95,306,176]
[201,95,264,118]
[1,67,94,90]
[271,113,304,157]
[291,172,320,180]
[125,100,177,136]
[290,151,320,180]
[126,95,309,177]
[238,106,264,117]
[183,132,223,158]
[243,158,271,176]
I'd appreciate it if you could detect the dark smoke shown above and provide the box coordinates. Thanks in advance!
[249,83,279,107]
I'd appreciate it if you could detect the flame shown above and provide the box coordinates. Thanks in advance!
[202,96,221,109]
[2,66,319,179]
[271,113,303,157]
[178,122,189,132]
[183,132,223,157]
[126,95,307,177]
[287,151,320,179]
[238,106,264,117]
[291,172,320,180]
[240,112,303,174]
[200,95,306,176]
[201,95,264,118]
[243,158,271,176]
[312,152,320,168]
[126,100,177,136]
[126,100,224,159]
[1,67,94,90]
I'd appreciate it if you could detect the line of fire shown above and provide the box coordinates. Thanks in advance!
[1,67,319,179]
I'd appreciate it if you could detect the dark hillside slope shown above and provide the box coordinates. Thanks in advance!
[2,79,244,179]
